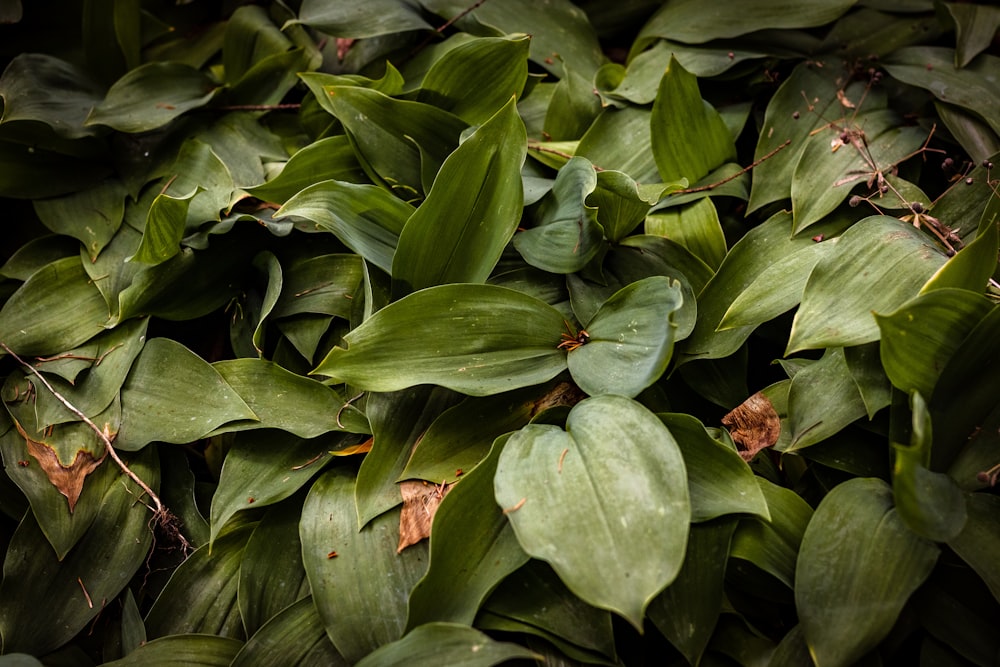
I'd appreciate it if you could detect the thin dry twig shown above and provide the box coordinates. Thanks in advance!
[1,341,190,553]
[670,139,792,195]
[404,0,491,62]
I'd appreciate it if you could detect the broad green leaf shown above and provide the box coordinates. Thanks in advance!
[567,277,683,398]
[796,478,939,667]
[0,53,103,139]
[277,181,413,275]
[144,523,254,639]
[947,3,1000,68]
[85,63,218,133]
[730,477,813,588]
[116,338,257,450]
[648,519,737,665]
[876,289,995,398]
[621,234,715,296]
[34,178,127,260]
[788,216,948,353]
[591,169,680,243]
[418,34,530,125]
[246,137,366,205]
[322,86,466,197]
[293,0,431,37]
[222,5,292,84]
[843,342,892,419]
[921,213,999,293]
[270,254,364,321]
[357,623,539,667]
[514,156,603,274]
[196,112,287,190]
[300,469,428,662]
[421,0,605,75]
[237,502,311,637]
[936,101,1000,164]
[209,431,351,544]
[661,413,769,522]
[357,387,458,528]
[406,435,528,628]
[299,66,405,116]
[494,395,690,628]
[635,0,856,46]
[160,139,234,230]
[159,447,209,549]
[477,560,616,663]
[0,448,157,655]
[212,359,368,436]
[646,197,727,270]
[0,256,110,356]
[0,235,79,281]
[400,387,538,484]
[748,63,842,212]
[226,46,322,108]
[947,493,1000,604]
[100,635,243,667]
[232,597,346,667]
[785,348,868,451]
[128,189,196,265]
[884,47,1000,136]
[392,97,526,295]
[892,392,967,542]
[651,57,735,184]
[228,251,282,359]
[576,106,659,183]
[543,63,603,141]
[929,291,1000,471]
[312,284,567,396]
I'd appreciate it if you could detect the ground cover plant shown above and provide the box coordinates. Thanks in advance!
[0,0,998,664]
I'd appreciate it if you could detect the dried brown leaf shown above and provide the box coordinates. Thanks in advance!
[14,419,106,512]
[722,392,781,462]
[397,479,452,553]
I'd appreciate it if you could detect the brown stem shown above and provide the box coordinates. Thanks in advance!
[671,139,792,195]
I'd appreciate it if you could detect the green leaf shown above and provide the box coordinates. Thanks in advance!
[128,189,196,265]
[300,469,428,662]
[145,522,253,639]
[356,623,539,667]
[651,56,736,183]
[661,413,769,522]
[0,256,110,356]
[406,435,528,628]
[646,197,727,271]
[293,0,432,37]
[209,430,348,544]
[270,254,364,321]
[576,107,659,183]
[245,137,366,205]
[648,519,737,665]
[494,395,690,628]
[34,178,127,260]
[116,338,257,450]
[591,169,680,243]
[401,388,538,483]
[843,342,892,419]
[100,635,243,667]
[85,63,218,133]
[514,156,603,274]
[312,284,567,396]
[788,216,948,353]
[796,477,939,667]
[222,5,292,85]
[892,392,967,542]
[731,477,813,589]
[567,277,683,398]
[418,34,530,125]
[0,53,103,139]
[392,97,526,295]
[876,289,995,398]
[232,597,346,667]
[237,501,310,636]
[212,358,366,437]
[322,86,466,198]
[922,212,999,293]
[277,182,411,276]
[947,3,1000,68]
[785,348,868,451]
[947,493,1000,604]
[635,0,856,45]
[883,47,1000,136]
[0,448,157,655]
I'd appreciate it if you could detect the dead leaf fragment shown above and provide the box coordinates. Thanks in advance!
[397,479,452,553]
[15,419,107,512]
[722,392,781,462]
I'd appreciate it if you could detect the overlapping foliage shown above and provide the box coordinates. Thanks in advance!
[0,1,998,665]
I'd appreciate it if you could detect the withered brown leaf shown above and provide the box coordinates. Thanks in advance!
[722,392,781,462]
[14,419,106,512]
[397,479,452,553]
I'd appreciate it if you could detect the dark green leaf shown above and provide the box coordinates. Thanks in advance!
[245,137,366,205]
[786,347,868,451]
[947,493,1000,604]
[495,395,690,628]
[730,477,813,588]
[34,178,127,260]
[293,0,432,37]
[100,635,243,667]
[576,107,659,183]
[129,189,196,265]
[646,198,727,271]
[232,597,346,667]
[796,478,939,667]
[356,623,539,667]
[0,54,103,139]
